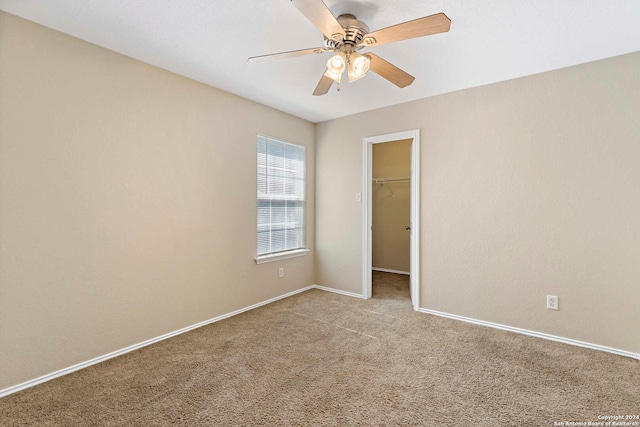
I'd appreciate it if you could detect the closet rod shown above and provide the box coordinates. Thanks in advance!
[372,176,410,184]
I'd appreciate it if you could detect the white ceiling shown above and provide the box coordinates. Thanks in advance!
[2,0,639,123]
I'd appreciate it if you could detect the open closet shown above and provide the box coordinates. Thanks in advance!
[371,139,412,298]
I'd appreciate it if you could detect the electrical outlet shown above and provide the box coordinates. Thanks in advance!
[546,295,558,310]
[356,192,362,202]
[278,267,284,278]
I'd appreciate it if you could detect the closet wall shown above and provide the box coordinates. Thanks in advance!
[372,139,412,273]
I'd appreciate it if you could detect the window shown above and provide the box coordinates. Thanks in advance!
[256,135,306,261]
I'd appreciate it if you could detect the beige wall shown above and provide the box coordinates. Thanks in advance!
[372,140,411,273]
[0,12,315,390]
[2,9,639,393]
[316,52,640,354]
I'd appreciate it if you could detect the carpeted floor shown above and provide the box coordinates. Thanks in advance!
[1,271,638,426]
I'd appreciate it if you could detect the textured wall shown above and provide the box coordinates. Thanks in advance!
[372,140,411,273]
[316,52,640,354]
[0,11,315,390]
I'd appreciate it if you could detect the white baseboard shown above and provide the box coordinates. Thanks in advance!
[312,284,365,299]
[419,308,640,360]
[9,286,632,399]
[372,268,410,275]
[0,285,315,398]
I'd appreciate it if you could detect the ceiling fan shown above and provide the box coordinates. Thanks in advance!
[248,0,451,96]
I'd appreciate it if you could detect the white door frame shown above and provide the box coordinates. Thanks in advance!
[362,129,420,311]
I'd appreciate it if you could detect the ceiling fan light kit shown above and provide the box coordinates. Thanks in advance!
[248,0,451,96]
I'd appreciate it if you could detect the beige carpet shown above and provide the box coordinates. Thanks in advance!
[1,271,638,426]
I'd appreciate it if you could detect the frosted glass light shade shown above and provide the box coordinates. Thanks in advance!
[325,52,346,83]
[348,52,370,82]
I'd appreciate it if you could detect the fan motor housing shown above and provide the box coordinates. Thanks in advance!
[324,14,370,51]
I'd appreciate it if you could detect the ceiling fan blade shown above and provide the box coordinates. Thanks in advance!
[362,13,451,47]
[291,0,346,40]
[313,71,334,96]
[365,53,415,88]
[249,47,330,63]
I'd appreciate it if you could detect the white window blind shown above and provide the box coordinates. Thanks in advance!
[257,136,306,257]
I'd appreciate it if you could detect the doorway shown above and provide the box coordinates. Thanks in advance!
[372,139,412,302]
[362,130,420,310]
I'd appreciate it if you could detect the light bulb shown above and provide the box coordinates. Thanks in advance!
[354,57,367,70]
[330,56,343,68]
[326,53,346,73]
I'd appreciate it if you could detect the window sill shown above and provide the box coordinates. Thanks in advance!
[255,249,310,264]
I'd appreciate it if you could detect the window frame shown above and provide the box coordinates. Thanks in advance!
[254,134,309,264]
